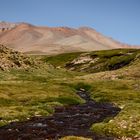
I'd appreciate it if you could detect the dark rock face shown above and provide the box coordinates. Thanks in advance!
[0,90,120,140]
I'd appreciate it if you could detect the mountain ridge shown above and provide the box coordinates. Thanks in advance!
[0,21,139,55]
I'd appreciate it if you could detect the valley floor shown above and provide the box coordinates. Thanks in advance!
[0,90,120,140]
[0,49,140,139]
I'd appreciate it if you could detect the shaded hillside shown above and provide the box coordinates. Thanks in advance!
[43,49,140,73]
[0,22,138,55]
[0,44,36,71]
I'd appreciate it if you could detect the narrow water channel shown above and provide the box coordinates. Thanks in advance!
[0,90,120,140]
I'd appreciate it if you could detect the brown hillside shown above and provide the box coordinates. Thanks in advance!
[0,22,139,55]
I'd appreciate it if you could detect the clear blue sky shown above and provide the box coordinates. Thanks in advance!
[0,0,140,45]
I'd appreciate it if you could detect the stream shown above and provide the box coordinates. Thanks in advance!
[0,89,120,140]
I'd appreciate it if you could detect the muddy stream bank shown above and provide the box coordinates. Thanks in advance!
[0,90,120,140]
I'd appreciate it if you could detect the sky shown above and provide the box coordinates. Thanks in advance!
[0,0,140,45]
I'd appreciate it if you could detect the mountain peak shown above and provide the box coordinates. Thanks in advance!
[79,26,94,30]
[0,21,19,32]
[0,21,138,55]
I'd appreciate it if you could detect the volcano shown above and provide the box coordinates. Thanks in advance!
[0,22,138,55]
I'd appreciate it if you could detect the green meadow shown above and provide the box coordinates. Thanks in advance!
[0,49,140,138]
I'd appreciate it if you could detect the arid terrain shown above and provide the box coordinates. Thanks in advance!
[0,22,138,55]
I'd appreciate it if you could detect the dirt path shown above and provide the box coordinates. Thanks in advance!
[0,90,120,140]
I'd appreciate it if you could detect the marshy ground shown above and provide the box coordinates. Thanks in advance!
[0,90,120,140]
[0,48,140,139]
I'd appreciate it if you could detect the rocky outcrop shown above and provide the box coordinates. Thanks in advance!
[0,21,18,32]
[0,44,36,71]
[65,49,139,73]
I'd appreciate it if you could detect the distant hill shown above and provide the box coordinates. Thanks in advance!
[0,22,139,55]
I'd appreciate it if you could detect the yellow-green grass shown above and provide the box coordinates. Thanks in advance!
[60,136,92,140]
[43,49,140,73]
[0,49,140,138]
[0,67,84,126]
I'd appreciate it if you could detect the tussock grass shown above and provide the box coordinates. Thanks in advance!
[60,136,92,140]
[0,49,140,138]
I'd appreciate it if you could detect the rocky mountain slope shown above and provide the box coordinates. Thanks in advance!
[0,21,18,32]
[0,44,36,71]
[0,22,138,55]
